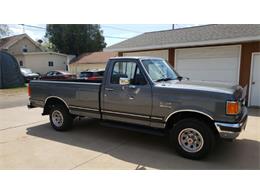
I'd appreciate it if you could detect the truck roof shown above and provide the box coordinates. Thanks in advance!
[109,56,164,60]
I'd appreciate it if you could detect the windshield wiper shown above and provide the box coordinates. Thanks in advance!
[155,77,174,82]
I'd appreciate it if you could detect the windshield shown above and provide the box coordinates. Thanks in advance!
[141,59,179,82]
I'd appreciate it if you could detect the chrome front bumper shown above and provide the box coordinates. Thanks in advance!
[214,118,247,139]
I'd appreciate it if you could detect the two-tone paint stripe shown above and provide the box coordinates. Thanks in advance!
[101,110,164,123]
[69,105,100,114]
[69,105,164,123]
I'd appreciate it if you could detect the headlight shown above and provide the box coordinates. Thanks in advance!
[226,101,241,115]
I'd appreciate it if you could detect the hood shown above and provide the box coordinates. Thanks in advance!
[155,79,242,95]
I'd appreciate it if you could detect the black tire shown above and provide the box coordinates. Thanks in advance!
[49,105,73,131]
[169,118,215,160]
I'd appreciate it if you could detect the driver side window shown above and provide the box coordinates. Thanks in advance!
[47,71,53,76]
[111,61,147,85]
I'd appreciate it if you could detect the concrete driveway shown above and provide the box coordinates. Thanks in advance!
[0,94,259,169]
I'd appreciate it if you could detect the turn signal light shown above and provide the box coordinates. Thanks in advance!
[226,101,240,115]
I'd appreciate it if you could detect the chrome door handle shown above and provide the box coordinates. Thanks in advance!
[129,96,135,100]
[105,88,114,91]
[128,85,136,89]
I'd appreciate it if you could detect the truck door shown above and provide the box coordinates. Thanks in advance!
[102,59,152,126]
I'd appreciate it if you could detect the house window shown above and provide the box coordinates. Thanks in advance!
[48,61,54,67]
[22,45,28,52]
[19,60,23,66]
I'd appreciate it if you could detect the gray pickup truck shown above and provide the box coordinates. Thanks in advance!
[28,57,248,159]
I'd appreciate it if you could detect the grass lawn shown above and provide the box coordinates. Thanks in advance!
[0,85,28,96]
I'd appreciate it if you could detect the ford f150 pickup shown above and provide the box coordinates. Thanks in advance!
[28,57,248,159]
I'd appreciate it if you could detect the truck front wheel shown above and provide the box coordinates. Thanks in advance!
[49,105,73,131]
[170,118,215,160]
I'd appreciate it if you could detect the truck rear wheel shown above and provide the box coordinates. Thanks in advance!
[169,118,215,160]
[49,105,73,131]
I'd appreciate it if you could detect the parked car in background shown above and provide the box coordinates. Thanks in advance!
[20,67,40,83]
[41,71,76,80]
[79,69,105,81]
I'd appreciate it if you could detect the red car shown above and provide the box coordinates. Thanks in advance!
[79,69,105,81]
[41,71,76,80]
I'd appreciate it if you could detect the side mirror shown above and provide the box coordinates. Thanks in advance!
[119,77,129,85]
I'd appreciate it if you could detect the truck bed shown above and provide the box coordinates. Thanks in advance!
[40,79,103,83]
[29,80,102,118]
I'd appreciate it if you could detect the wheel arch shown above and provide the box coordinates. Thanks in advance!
[165,110,218,135]
[43,96,69,115]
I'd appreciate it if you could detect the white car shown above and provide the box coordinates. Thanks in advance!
[20,68,40,83]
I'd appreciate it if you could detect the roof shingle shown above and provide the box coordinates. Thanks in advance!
[0,34,27,50]
[105,24,260,52]
[0,33,44,51]
[70,51,118,64]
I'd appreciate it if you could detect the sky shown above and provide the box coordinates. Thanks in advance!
[7,24,200,47]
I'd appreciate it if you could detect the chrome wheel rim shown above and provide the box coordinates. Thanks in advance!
[52,110,64,127]
[178,128,204,153]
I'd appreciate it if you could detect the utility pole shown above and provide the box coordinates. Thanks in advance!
[20,24,25,33]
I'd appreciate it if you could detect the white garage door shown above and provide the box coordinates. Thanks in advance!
[175,45,241,85]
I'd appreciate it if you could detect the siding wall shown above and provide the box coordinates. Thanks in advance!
[22,53,67,74]
[8,37,42,55]
[69,63,106,74]
[15,54,25,66]
[239,41,260,87]
[168,48,175,67]
[123,49,169,61]
[120,41,260,88]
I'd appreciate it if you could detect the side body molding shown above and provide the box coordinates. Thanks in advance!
[44,96,70,109]
[165,109,214,122]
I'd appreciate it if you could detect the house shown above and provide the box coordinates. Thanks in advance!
[104,24,260,107]
[0,34,68,74]
[68,51,118,74]
[16,52,68,74]
[0,33,44,55]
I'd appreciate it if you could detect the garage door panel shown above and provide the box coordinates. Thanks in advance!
[178,70,237,83]
[175,45,240,85]
[176,46,240,59]
[177,58,238,70]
